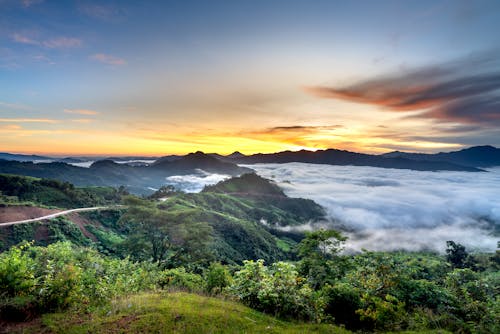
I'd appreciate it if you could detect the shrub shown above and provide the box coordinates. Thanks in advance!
[157,267,203,292]
[320,283,363,329]
[229,260,319,321]
[204,262,231,295]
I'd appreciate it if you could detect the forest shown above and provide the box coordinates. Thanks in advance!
[0,173,499,333]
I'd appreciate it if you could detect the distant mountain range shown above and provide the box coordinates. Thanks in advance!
[1,146,499,191]
[0,152,251,194]
[225,147,500,172]
[380,145,500,168]
[0,152,161,164]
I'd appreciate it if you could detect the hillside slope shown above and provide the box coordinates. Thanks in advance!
[3,292,350,334]
[0,152,250,195]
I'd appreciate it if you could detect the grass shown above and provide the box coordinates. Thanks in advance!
[14,292,351,334]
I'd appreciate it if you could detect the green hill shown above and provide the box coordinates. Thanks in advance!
[0,173,124,209]
[0,173,325,263]
[4,292,350,334]
[203,173,285,196]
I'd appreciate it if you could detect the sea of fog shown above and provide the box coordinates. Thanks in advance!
[244,163,500,253]
[163,163,499,253]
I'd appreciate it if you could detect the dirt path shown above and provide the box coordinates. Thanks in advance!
[0,206,60,223]
[0,206,115,227]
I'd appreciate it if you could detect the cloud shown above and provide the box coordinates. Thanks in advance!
[90,53,126,66]
[22,0,43,8]
[79,3,126,21]
[11,33,39,45]
[42,37,82,49]
[0,124,79,136]
[71,118,94,123]
[246,163,499,253]
[64,108,99,115]
[239,124,344,150]
[260,125,343,134]
[0,101,32,110]
[164,170,231,193]
[11,33,82,49]
[304,53,500,126]
[0,118,59,123]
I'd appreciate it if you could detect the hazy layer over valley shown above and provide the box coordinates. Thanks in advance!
[167,163,499,253]
[247,163,499,253]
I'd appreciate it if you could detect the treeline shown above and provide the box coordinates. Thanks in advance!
[1,232,498,333]
[0,174,126,209]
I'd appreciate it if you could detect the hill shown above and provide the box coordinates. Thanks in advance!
[0,173,324,262]
[203,173,285,196]
[152,151,252,175]
[0,174,124,209]
[0,152,251,195]
[230,148,483,171]
[382,145,500,168]
[0,152,52,162]
[2,292,349,334]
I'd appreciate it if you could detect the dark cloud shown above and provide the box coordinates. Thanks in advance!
[257,125,343,134]
[304,53,500,126]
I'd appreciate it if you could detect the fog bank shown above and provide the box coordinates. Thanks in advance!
[246,163,499,253]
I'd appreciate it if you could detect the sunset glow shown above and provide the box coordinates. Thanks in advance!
[1,1,500,156]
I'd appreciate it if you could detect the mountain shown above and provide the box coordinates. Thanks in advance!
[152,151,252,175]
[203,173,285,196]
[0,152,52,162]
[0,153,250,194]
[229,148,482,172]
[381,145,500,168]
[226,151,246,159]
[202,173,325,228]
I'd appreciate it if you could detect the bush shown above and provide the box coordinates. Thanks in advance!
[157,267,203,292]
[229,260,320,321]
[0,241,164,320]
[320,283,363,329]
[204,262,231,295]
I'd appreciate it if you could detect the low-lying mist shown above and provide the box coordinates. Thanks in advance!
[165,170,230,193]
[245,163,500,253]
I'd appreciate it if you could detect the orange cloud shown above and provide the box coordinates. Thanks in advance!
[64,109,99,115]
[0,118,59,123]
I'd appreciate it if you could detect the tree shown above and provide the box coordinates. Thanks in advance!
[120,196,212,267]
[446,241,475,269]
[297,229,348,288]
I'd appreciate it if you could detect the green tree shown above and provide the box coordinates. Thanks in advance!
[446,240,476,269]
[120,196,212,267]
[297,229,348,288]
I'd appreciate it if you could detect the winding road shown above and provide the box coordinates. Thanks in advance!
[0,206,122,227]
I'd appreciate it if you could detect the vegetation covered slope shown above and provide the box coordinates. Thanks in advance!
[0,173,125,209]
[7,292,349,334]
[0,173,325,263]
[0,152,251,195]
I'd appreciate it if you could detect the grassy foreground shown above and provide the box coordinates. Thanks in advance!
[6,292,350,334]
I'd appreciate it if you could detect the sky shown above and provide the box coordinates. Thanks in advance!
[1,0,500,156]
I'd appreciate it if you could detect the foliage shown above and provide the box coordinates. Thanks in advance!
[0,174,124,209]
[120,196,213,268]
[229,260,320,321]
[157,267,203,292]
[297,229,349,289]
[0,241,163,320]
[446,240,476,269]
[16,292,350,334]
[204,262,232,295]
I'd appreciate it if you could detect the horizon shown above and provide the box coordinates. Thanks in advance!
[2,144,497,159]
[2,1,500,155]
